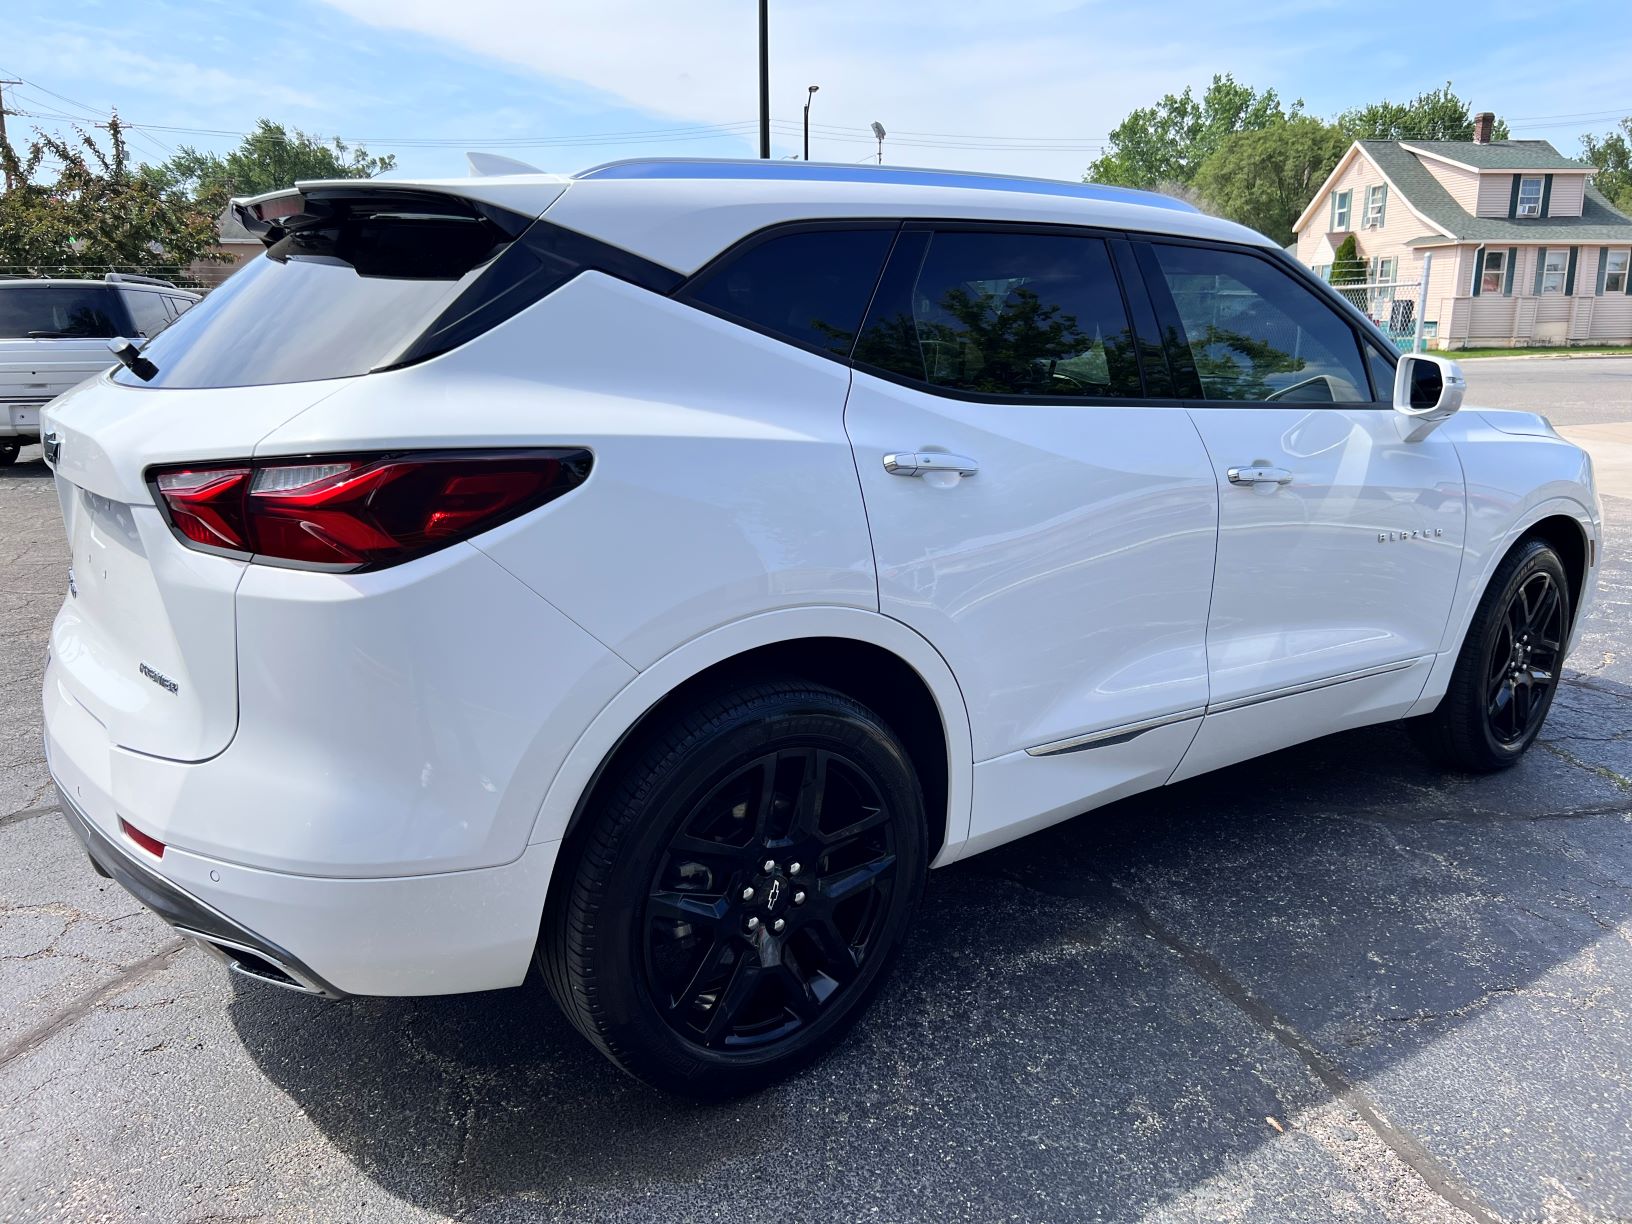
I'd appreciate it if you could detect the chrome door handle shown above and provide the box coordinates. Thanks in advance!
[1226,464,1293,487]
[883,452,980,478]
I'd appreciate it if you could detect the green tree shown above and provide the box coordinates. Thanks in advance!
[0,115,221,279]
[1337,83,1508,142]
[146,118,395,206]
[1581,117,1632,213]
[1194,117,1352,245]
[1086,74,1298,189]
[1329,233,1365,285]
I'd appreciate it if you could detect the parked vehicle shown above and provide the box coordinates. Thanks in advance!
[40,161,1601,1096]
[0,275,200,465]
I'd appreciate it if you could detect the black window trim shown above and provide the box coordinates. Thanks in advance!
[1128,233,1400,409]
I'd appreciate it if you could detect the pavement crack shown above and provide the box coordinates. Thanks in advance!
[1538,740,1632,790]
[0,802,60,830]
[0,939,189,1071]
[1101,883,1504,1224]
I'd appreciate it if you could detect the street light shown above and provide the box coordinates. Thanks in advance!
[871,121,886,165]
[803,85,820,161]
[757,0,770,159]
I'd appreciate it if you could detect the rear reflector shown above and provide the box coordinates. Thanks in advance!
[119,818,166,859]
[149,449,591,571]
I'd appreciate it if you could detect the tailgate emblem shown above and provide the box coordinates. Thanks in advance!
[139,662,179,695]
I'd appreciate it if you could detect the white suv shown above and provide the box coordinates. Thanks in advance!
[40,161,1601,1095]
[0,274,199,464]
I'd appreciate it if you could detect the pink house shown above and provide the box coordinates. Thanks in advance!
[1293,113,1632,349]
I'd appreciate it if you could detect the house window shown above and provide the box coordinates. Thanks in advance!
[1331,190,1352,230]
[1606,249,1630,293]
[1541,249,1568,294]
[1364,184,1387,229]
[1373,257,1398,284]
[1480,249,1506,294]
[1313,264,1332,281]
[1516,176,1544,218]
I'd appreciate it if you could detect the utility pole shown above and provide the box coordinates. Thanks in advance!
[0,80,22,193]
[803,85,819,161]
[757,0,770,159]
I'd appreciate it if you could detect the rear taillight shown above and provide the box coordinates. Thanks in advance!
[148,449,591,571]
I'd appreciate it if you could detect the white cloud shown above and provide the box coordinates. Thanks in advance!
[312,0,1298,178]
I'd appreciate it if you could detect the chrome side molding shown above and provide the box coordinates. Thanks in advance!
[1027,707,1205,757]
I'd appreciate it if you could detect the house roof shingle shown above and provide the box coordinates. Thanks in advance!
[1398,139,1593,171]
[1361,140,1632,245]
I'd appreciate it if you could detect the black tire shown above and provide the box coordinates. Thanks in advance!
[1423,537,1570,771]
[539,680,928,1097]
[0,442,18,467]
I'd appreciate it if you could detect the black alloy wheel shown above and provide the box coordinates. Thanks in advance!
[643,745,898,1051]
[1424,537,1572,771]
[540,681,927,1097]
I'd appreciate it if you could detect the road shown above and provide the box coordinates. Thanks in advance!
[3,360,1632,1223]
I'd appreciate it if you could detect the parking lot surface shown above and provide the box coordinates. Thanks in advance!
[3,358,1631,1222]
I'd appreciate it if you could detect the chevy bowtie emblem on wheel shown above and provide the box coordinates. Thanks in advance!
[765,879,782,909]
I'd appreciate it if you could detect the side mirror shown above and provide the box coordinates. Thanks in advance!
[1393,354,1465,424]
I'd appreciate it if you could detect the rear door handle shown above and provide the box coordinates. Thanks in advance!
[1226,464,1293,487]
[883,452,980,478]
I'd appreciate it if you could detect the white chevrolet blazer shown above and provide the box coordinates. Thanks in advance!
[39,159,1602,1095]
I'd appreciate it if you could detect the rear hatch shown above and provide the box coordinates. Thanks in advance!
[1,283,129,421]
[43,178,563,762]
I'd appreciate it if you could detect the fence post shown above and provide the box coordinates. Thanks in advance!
[1413,251,1433,352]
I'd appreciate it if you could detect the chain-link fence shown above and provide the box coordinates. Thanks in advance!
[1330,278,1423,351]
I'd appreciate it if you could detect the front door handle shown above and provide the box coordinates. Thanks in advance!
[1226,464,1293,487]
[883,452,980,478]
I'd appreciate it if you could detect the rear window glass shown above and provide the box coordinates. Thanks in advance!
[683,228,894,356]
[116,193,525,389]
[122,290,171,338]
[0,286,124,339]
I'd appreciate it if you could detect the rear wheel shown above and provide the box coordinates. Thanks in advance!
[0,442,18,467]
[540,681,927,1097]
[1424,538,1570,771]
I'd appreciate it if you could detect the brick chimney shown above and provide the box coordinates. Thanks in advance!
[1472,112,1495,144]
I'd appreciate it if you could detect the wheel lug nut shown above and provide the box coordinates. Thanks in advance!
[788,862,801,876]
[793,891,806,905]
[746,916,759,931]
[762,859,776,873]
[741,886,755,901]
[772,918,785,933]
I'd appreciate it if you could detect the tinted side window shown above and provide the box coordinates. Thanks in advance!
[123,290,171,338]
[1149,244,1371,403]
[854,230,1141,399]
[1365,344,1397,403]
[0,286,123,338]
[684,228,894,356]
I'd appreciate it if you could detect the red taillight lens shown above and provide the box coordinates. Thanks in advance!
[119,818,166,859]
[150,449,591,570]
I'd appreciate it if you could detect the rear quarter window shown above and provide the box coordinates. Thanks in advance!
[682,227,896,356]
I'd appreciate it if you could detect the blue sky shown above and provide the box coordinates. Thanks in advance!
[5,0,1631,183]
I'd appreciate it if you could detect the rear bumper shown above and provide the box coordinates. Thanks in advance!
[57,783,344,998]
[44,679,562,997]
[1,399,45,439]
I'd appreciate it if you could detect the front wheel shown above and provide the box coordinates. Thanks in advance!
[1423,538,1571,771]
[539,681,928,1097]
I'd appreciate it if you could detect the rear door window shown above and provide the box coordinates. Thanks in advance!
[854,228,1143,399]
[682,227,895,356]
[1145,243,1372,404]
[0,285,125,339]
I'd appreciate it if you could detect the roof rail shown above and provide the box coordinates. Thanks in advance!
[105,272,178,289]
[572,158,1200,213]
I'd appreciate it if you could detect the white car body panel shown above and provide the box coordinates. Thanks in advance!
[35,162,1602,998]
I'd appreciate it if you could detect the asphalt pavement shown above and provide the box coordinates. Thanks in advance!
[4,359,1632,1222]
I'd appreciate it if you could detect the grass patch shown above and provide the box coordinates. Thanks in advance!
[1444,345,1632,359]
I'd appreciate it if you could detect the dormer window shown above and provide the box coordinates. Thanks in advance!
[1516,176,1544,218]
